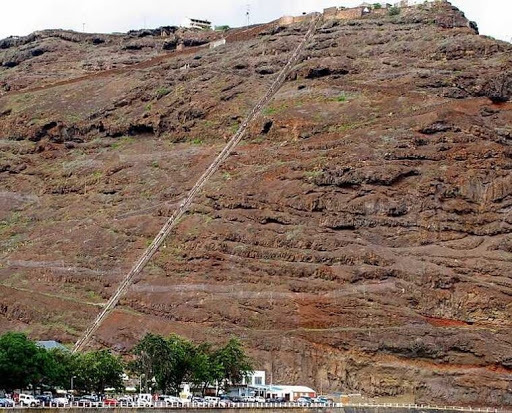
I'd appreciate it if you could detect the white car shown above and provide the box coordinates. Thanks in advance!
[118,397,134,407]
[51,397,69,407]
[19,394,41,407]
[204,396,220,405]
[136,394,153,407]
[162,396,183,406]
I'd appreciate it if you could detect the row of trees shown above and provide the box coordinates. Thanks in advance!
[0,332,124,394]
[131,333,253,395]
[0,332,253,396]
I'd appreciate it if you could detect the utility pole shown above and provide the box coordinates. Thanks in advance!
[82,23,86,33]
[246,4,251,28]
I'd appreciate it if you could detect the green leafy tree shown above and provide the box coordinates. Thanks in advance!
[131,333,172,393]
[373,3,382,9]
[131,333,196,395]
[74,350,124,394]
[45,349,79,390]
[216,338,254,387]
[0,332,51,392]
[165,334,196,395]
[190,343,223,396]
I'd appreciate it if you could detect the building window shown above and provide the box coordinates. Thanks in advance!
[254,377,262,385]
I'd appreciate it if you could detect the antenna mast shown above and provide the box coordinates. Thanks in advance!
[246,4,251,28]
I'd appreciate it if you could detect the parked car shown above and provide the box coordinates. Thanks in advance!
[117,397,134,407]
[19,394,41,407]
[51,397,69,407]
[296,396,313,405]
[312,396,330,404]
[217,399,235,407]
[204,396,221,405]
[77,395,100,407]
[255,396,266,403]
[190,396,206,407]
[267,397,287,403]
[136,394,153,407]
[35,395,52,406]
[103,398,118,407]
[162,396,183,406]
[0,398,14,408]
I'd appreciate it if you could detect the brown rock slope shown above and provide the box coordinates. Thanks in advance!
[1,2,512,407]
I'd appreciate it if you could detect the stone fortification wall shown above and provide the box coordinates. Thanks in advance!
[278,15,310,25]
[335,7,364,20]
[322,5,392,21]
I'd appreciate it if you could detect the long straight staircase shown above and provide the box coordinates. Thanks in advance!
[73,13,322,353]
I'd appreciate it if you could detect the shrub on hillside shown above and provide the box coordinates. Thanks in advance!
[389,6,400,16]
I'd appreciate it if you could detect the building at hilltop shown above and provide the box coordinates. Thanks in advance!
[181,17,212,31]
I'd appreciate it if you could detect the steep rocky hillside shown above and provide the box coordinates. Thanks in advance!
[1,1,512,407]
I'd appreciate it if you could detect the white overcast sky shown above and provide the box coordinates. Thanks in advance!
[0,1,510,42]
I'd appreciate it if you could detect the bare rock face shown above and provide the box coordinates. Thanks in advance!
[1,2,512,408]
[481,71,512,103]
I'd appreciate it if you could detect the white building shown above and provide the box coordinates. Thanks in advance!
[181,17,212,30]
[228,371,316,402]
[228,384,316,402]
[262,385,316,401]
[242,370,266,386]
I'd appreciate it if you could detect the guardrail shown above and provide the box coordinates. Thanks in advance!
[1,402,510,411]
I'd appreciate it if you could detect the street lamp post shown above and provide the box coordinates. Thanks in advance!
[70,376,76,393]
[139,374,145,394]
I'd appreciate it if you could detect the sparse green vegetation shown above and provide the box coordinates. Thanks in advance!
[263,103,288,116]
[304,169,322,180]
[111,136,135,149]
[373,3,382,9]
[191,138,204,145]
[67,114,81,123]
[86,290,103,302]
[156,86,171,99]
[389,6,400,16]
[229,122,240,134]
[251,136,266,144]
[328,123,358,133]
[336,93,347,102]
[203,120,216,128]
[215,25,230,31]
[151,160,160,168]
